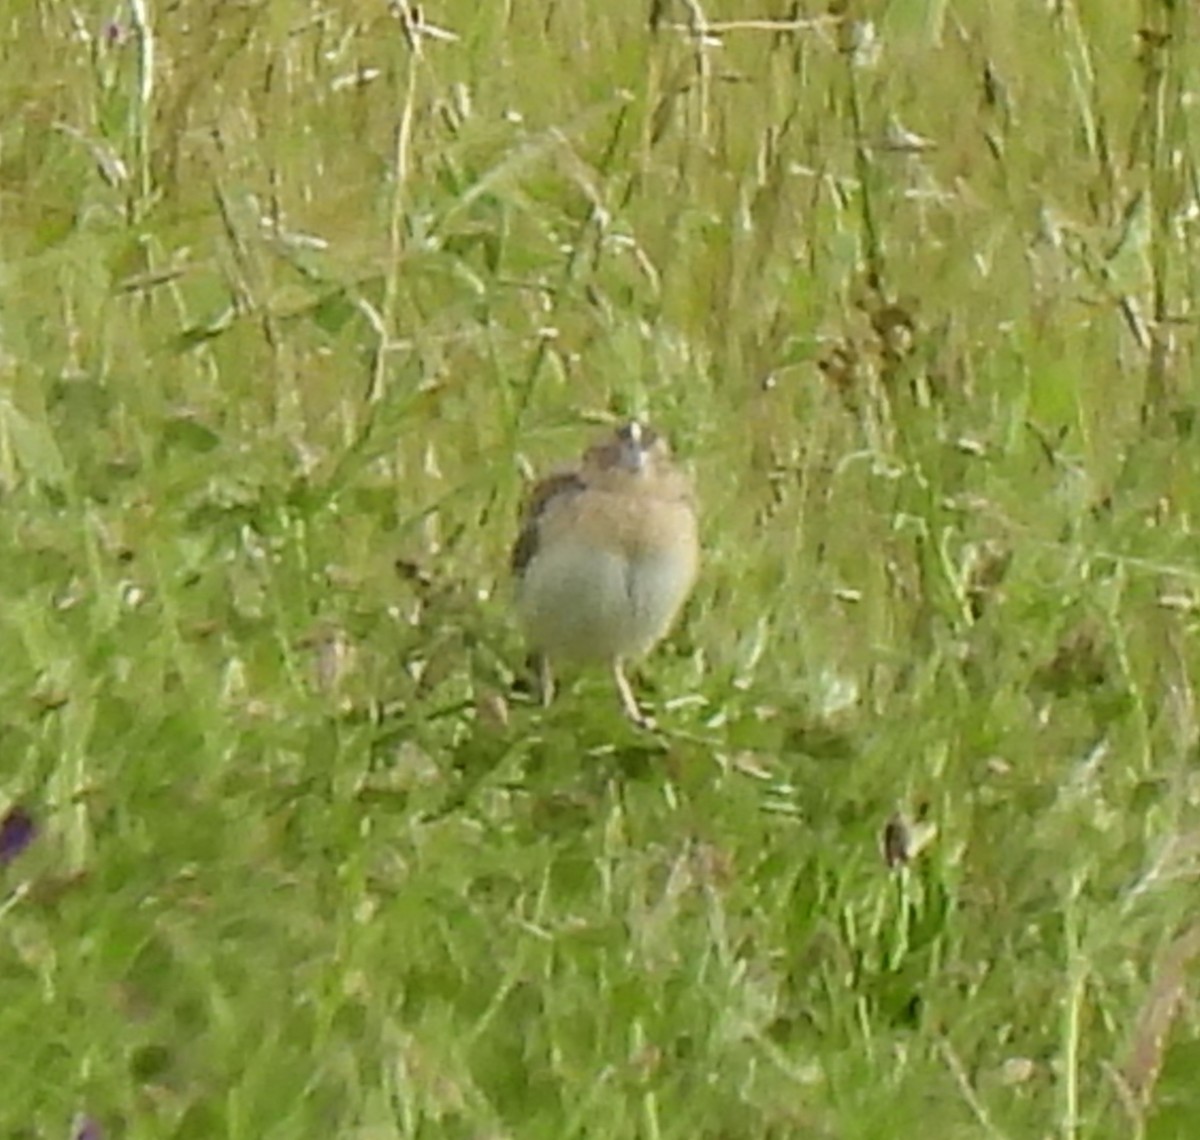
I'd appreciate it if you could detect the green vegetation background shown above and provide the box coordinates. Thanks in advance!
[2,1,1200,1137]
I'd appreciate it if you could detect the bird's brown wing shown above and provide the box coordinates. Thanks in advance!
[511,471,586,575]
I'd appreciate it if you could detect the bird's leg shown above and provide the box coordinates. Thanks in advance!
[612,659,655,729]
[536,653,556,708]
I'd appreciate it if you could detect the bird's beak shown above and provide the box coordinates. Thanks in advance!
[615,422,650,473]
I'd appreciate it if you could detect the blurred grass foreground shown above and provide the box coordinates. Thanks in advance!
[4,1,1200,1137]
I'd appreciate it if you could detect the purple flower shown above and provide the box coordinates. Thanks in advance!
[0,805,36,865]
[72,1115,102,1140]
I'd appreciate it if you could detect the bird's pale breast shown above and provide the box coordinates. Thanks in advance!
[517,488,697,663]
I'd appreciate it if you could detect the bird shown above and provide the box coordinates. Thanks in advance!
[511,420,699,727]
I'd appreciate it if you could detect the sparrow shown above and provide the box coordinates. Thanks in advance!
[512,420,699,727]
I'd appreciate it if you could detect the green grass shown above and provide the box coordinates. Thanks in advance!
[3,0,1200,1136]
